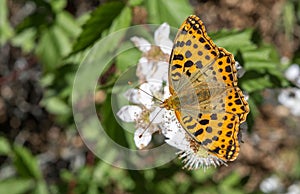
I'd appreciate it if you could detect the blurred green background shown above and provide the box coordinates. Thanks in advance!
[1,0,300,193]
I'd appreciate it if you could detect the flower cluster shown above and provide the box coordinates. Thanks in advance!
[117,23,171,149]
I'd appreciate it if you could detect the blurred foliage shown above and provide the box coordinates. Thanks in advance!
[0,0,299,194]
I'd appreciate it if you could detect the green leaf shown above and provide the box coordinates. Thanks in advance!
[212,29,255,53]
[50,0,67,12]
[33,181,49,194]
[16,1,54,33]
[0,178,34,194]
[0,136,11,155]
[146,0,193,27]
[220,172,241,187]
[192,167,215,182]
[39,73,55,87]
[193,187,218,194]
[116,42,141,71]
[41,96,71,115]
[36,25,71,71]
[129,0,144,6]
[218,172,243,194]
[102,6,133,54]
[108,6,132,33]
[56,11,81,38]
[100,93,128,147]
[11,28,36,53]
[0,0,14,45]
[155,180,176,194]
[242,46,279,70]
[86,182,98,194]
[13,145,43,179]
[241,70,274,93]
[72,1,126,53]
[247,97,260,126]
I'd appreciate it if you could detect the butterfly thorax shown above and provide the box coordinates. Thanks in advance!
[161,87,213,111]
[161,94,180,111]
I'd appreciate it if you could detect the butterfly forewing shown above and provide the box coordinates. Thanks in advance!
[169,15,219,92]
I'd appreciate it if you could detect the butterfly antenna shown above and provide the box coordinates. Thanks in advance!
[128,81,164,104]
[128,81,165,138]
[138,108,164,138]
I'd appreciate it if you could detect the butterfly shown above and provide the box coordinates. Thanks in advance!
[161,15,249,162]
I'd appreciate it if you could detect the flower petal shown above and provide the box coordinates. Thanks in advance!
[138,83,158,109]
[117,105,142,122]
[279,88,300,116]
[285,64,300,81]
[136,57,153,81]
[154,23,173,54]
[278,89,300,108]
[162,110,189,150]
[146,61,169,83]
[131,36,151,53]
[163,85,171,99]
[149,107,165,124]
[124,88,140,104]
[134,128,152,149]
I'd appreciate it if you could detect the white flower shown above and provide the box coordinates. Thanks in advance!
[278,64,300,116]
[136,59,169,84]
[117,82,168,149]
[117,105,142,122]
[131,37,151,53]
[260,175,283,193]
[285,64,300,82]
[134,128,152,149]
[138,82,169,109]
[285,64,300,88]
[117,23,174,149]
[278,88,300,116]
[131,23,172,83]
[154,23,173,54]
[286,183,300,194]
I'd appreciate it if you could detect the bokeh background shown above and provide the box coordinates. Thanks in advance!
[1,0,300,193]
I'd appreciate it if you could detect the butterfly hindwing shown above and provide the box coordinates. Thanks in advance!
[174,110,240,161]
